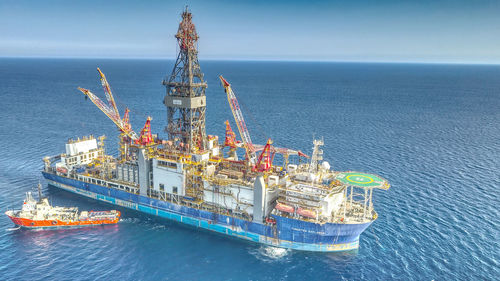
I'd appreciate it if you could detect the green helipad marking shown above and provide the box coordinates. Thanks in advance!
[346,174,374,184]
[335,172,389,189]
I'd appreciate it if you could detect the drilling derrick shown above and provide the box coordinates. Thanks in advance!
[163,7,207,153]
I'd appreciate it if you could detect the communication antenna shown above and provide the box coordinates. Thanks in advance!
[37,181,43,201]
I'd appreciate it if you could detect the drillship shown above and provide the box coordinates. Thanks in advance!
[42,8,389,251]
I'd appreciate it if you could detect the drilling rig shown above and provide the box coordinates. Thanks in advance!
[43,7,390,252]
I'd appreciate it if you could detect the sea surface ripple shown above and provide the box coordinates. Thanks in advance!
[0,59,498,280]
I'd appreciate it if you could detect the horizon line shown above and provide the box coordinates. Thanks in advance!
[1,55,499,66]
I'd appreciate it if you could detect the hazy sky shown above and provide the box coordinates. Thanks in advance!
[1,0,499,63]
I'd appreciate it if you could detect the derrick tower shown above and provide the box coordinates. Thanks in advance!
[163,7,207,153]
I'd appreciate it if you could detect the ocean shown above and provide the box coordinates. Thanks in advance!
[0,58,498,280]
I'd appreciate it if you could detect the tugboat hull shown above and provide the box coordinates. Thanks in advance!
[5,210,120,229]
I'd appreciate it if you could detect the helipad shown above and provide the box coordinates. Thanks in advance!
[335,172,389,189]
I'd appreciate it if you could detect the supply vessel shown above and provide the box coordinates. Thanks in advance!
[6,183,120,229]
[42,8,389,251]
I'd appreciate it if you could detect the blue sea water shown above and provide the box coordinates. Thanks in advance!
[0,58,499,280]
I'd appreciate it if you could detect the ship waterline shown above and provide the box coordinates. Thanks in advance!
[43,172,372,252]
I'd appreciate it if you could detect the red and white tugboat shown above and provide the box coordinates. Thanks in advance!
[5,183,120,229]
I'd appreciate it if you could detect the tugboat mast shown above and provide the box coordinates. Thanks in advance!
[37,181,43,201]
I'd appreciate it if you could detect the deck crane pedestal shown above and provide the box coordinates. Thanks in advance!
[224,120,242,160]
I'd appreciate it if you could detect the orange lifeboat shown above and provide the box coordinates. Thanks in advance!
[275,202,294,213]
[297,208,316,219]
[56,167,68,174]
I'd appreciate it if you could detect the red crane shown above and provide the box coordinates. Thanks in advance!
[220,76,309,172]
[136,117,153,146]
[254,139,275,172]
[224,120,238,148]
[78,68,156,147]
[219,75,257,165]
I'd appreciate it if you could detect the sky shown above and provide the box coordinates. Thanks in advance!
[1,0,499,64]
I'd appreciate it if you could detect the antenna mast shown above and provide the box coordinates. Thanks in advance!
[37,182,43,201]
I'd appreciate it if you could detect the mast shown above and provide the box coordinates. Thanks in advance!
[309,138,324,173]
[37,182,43,201]
[163,6,208,153]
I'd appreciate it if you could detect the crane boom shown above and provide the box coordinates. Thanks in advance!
[253,144,309,158]
[219,75,257,165]
[97,68,120,118]
[78,87,139,140]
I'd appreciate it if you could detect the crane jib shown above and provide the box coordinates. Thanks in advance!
[77,69,140,141]
[222,78,257,164]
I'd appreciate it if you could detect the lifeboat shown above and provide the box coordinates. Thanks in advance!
[275,202,294,213]
[56,167,68,174]
[265,217,276,224]
[297,207,316,219]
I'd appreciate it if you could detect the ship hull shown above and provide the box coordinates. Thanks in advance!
[42,171,372,252]
[5,212,120,229]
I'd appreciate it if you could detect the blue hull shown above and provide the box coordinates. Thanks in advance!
[42,171,372,252]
